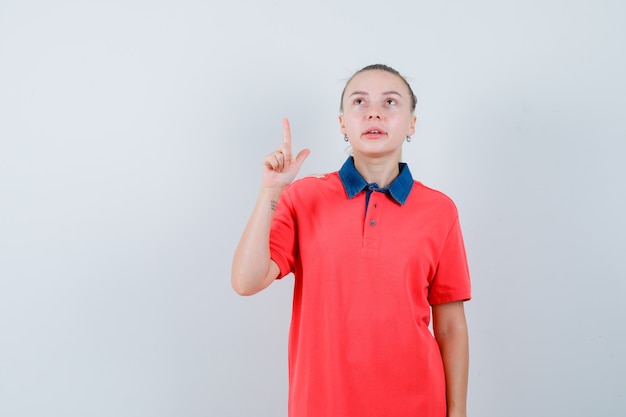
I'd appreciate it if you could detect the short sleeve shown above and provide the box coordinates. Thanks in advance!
[269,188,298,279]
[428,215,472,305]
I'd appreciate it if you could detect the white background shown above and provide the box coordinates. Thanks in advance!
[1,0,625,416]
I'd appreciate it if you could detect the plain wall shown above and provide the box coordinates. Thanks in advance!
[1,0,625,416]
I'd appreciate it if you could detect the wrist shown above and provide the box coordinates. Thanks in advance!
[257,186,285,213]
[259,185,286,198]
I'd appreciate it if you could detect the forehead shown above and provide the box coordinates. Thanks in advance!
[345,70,408,94]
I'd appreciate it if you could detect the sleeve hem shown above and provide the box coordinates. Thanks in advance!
[429,291,472,305]
[270,252,290,280]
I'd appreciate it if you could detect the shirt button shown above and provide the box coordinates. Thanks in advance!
[370,220,376,226]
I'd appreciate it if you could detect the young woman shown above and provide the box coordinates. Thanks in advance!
[232,64,471,417]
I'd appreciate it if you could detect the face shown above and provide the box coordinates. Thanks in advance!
[339,70,416,160]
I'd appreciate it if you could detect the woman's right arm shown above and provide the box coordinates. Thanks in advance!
[231,119,310,296]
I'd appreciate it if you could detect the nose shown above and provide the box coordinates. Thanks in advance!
[367,107,382,119]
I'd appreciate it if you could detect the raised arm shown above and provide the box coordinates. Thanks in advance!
[231,119,310,296]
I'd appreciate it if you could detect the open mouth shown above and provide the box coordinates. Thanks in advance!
[363,127,386,137]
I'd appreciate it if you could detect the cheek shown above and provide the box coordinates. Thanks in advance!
[346,122,361,134]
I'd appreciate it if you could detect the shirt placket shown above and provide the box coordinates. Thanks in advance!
[363,190,382,249]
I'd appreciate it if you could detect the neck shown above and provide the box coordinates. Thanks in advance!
[352,155,400,188]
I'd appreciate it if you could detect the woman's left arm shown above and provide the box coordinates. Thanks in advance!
[432,300,469,417]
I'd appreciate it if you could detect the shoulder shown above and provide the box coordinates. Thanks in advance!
[279,171,342,204]
[285,171,340,192]
[409,181,460,216]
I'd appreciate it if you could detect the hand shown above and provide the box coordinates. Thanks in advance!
[261,118,310,189]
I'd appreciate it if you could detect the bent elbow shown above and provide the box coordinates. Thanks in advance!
[231,281,256,296]
[230,271,261,296]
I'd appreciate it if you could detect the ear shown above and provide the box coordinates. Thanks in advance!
[338,114,346,135]
[407,115,416,137]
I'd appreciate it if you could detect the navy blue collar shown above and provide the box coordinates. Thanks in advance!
[338,157,413,205]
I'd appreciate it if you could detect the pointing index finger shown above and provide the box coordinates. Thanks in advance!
[282,118,293,162]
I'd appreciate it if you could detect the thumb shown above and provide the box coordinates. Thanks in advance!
[294,149,311,166]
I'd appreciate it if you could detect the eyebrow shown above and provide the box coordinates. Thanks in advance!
[349,90,403,97]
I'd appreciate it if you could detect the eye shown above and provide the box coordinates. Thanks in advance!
[385,98,397,105]
[353,98,364,105]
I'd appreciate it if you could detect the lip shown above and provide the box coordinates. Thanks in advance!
[362,126,387,139]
